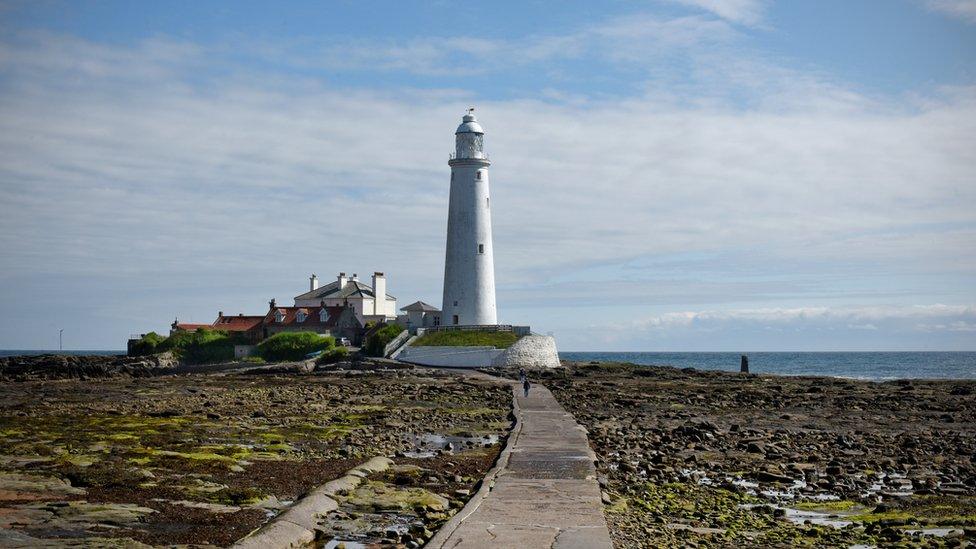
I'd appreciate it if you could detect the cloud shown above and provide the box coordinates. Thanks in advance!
[924,0,976,23]
[0,19,973,349]
[628,305,976,330]
[665,0,768,26]
[220,11,739,77]
[553,304,976,351]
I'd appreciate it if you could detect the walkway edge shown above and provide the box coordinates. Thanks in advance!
[426,381,521,548]
[232,456,393,549]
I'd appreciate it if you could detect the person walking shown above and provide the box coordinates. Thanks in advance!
[522,376,531,398]
[518,368,526,384]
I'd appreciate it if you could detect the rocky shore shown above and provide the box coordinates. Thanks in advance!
[0,353,179,382]
[525,361,976,547]
[0,363,511,547]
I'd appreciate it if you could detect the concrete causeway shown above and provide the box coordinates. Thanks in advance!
[429,379,613,548]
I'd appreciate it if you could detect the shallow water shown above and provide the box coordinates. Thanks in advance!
[402,432,499,458]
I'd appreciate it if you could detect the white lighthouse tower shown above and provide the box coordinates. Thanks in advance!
[441,109,497,326]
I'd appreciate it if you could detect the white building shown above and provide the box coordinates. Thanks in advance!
[294,271,396,325]
[401,301,441,333]
[441,110,498,326]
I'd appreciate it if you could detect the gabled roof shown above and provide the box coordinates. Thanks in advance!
[263,305,359,329]
[401,301,440,313]
[294,279,396,302]
[212,315,264,332]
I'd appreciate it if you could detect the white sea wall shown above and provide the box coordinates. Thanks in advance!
[492,335,561,369]
[396,345,504,368]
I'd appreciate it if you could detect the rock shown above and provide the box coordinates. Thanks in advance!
[0,352,178,382]
[149,409,180,418]
[754,471,795,484]
[747,442,765,454]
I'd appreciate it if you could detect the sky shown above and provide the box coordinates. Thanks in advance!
[0,0,974,351]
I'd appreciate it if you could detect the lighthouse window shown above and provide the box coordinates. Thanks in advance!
[476,171,482,180]
[478,244,484,254]
[487,197,489,208]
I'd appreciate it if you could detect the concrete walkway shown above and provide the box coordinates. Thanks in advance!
[429,380,613,548]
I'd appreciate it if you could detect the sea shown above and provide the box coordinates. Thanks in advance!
[2,350,974,381]
[0,350,125,358]
[559,351,976,381]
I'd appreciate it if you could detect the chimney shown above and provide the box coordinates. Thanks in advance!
[351,273,359,282]
[372,272,386,316]
[310,273,319,292]
[337,272,348,289]
[269,298,276,310]
[218,311,223,319]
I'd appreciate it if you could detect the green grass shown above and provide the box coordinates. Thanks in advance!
[257,331,334,361]
[363,323,405,356]
[155,328,245,364]
[129,332,166,356]
[412,330,520,349]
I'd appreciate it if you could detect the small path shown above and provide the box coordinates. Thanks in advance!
[429,376,613,548]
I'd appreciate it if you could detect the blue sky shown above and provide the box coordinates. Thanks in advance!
[1,0,974,351]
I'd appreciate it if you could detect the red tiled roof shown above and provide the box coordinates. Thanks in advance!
[212,315,265,332]
[174,323,211,331]
[263,305,353,329]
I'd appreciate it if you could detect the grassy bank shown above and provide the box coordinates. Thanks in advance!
[412,330,520,349]
[131,330,336,364]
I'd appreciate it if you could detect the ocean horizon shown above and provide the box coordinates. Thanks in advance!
[3,349,975,381]
[560,351,976,381]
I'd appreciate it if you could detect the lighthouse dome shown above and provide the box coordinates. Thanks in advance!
[456,112,484,134]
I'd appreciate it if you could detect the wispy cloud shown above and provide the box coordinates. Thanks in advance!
[665,0,768,26]
[924,0,976,23]
[628,305,976,329]
[555,304,976,351]
[211,11,739,77]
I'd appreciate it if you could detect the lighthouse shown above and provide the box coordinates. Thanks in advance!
[441,110,497,326]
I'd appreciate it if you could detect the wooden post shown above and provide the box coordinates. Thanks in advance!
[740,355,749,373]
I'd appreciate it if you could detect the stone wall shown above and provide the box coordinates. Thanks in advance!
[396,345,504,368]
[491,335,560,369]
[396,334,561,369]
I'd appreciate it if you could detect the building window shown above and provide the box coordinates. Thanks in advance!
[274,311,284,323]
[453,301,458,307]
[433,316,440,326]
[296,311,307,323]
[319,309,329,323]
[453,315,459,325]
[478,244,484,254]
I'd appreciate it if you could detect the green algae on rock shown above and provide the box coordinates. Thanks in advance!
[0,367,511,546]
